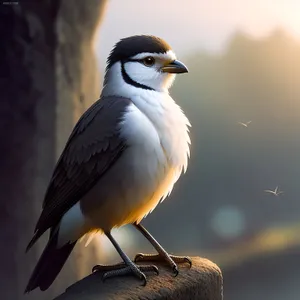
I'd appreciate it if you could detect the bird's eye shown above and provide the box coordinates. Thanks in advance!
[143,56,155,67]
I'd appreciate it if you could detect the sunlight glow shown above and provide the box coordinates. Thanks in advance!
[96,0,300,68]
[211,205,246,240]
[96,227,135,257]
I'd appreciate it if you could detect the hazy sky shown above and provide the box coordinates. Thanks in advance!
[95,0,300,69]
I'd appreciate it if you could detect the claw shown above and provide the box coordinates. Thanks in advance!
[152,265,159,275]
[134,253,144,262]
[184,256,193,267]
[92,265,99,273]
[172,265,179,277]
[140,272,147,286]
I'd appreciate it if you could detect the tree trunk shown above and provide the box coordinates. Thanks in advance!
[0,1,107,299]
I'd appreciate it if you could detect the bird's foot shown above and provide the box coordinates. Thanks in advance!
[134,253,192,276]
[92,261,158,286]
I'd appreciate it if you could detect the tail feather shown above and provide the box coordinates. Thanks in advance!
[25,227,77,293]
[26,230,43,253]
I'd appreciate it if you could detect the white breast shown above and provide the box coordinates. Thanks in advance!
[129,92,191,185]
[118,93,190,222]
[119,103,168,210]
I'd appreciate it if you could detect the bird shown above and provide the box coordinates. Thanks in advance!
[237,121,252,127]
[25,35,192,293]
[264,186,284,196]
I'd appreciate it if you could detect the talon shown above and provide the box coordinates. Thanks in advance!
[134,253,144,262]
[172,265,179,277]
[92,265,100,273]
[184,257,192,267]
[152,265,159,275]
[140,272,147,286]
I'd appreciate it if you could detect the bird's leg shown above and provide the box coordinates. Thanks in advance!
[133,222,192,276]
[92,231,158,285]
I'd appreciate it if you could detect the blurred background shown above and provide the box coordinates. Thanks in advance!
[1,0,300,299]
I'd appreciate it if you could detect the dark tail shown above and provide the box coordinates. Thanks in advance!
[25,227,77,293]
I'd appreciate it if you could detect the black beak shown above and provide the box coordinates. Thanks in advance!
[161,59,189,74]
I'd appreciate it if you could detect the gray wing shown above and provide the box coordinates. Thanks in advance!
[27,96,131,250]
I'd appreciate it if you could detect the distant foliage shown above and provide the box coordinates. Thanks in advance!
[152,29,300,251]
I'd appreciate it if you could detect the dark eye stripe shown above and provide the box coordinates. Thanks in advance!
[125,58,147,63]
[125,58,156,68]
[120,61,154,91]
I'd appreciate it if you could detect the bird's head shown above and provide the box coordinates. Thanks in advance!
[102,35,188,95]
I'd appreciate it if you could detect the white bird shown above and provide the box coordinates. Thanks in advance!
[264,186,284,196]
[25,35,192,292]
[238,121,252,127]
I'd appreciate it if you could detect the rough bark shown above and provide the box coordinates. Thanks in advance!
[54,257,223,300]
[0,1,107,299]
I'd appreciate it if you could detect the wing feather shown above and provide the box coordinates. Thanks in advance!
[27,96,131,251]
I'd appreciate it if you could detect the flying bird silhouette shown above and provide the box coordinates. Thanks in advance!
[264,186,284,196]
[237,121,252,127]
